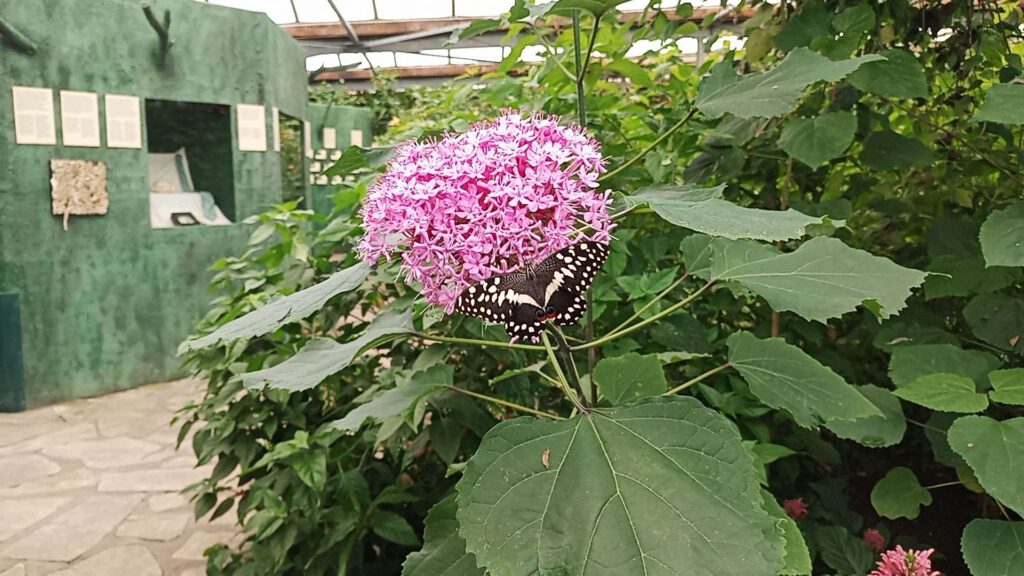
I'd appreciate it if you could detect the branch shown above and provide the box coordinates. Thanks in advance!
[600,108,698,182]
[0,15,37,54]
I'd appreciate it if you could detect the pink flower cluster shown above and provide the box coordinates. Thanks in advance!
[358,111,613,311]
[869,546,941,576]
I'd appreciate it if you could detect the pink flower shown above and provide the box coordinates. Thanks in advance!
[358,111,613,311]
[869,546,941,576]
[863,528,886,552]
[782,498,808,520]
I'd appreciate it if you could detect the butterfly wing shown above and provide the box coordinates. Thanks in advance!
[535,240,610,326]
[454,270,543,329]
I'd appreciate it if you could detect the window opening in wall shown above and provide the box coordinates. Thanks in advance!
[279,113,305,204]
[145,100,234,229]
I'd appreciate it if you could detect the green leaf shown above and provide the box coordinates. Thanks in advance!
[372,510,420,547]
[456,397,785,576]
[949,416,1024,515]
[778,111,857,168]
[832,4,875,36]
[824,385,907,448]
[593,353,667,406]
[323,145,395,177]
[291,450,327,492]
[848,48,928,99]
[696,48,883,119]
[402,495,483,576]
[429,417,462,464]
[727,331,880,428]
[980,203,1024,267]
[686,235,927,321]
[447,19,502,45]
[964,292,1024,353]
[892,373,989,413]
[329,365,453,432]
[180,261,372,352]
[870,467,932,520]
[772,4,832,51]
[605,59,654,88]
[990,369,1024,406]
[241,310,414,391]
[762,492,812,576]
[962,519,1024,576]
[973,83,1024,124]
[860,130,934,170]
[631,184,830,241]
[814,526,875,576]
[888,343,1000,387]
[547,0,629,17]
[924,255,1020,299]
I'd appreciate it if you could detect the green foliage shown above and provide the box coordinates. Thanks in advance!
[179,1,1024,574]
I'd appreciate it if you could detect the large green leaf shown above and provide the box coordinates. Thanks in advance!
[547,0,630,17]
[824,385,906,448]
[695,48,883,119]
[848,48,928,99]
[372,510,420,546]
[860,130,934,170]
[870,467,932,520]
[962,519,1024,576]
[630,185,829,241]
[778,111,857,168]
[965,292,1024,353]
[328,364,452,432]
[456,397,785,576]
[888,344,1000,387]
[242,310,414,391]
[762,492,812,576]
[814,526,875,576]
[980,203,1024,267]
[727,332,880,428]
[684,236,927,322]
[771,4,832,52]
[924,255,1020,299]
[180,261,372,352]
[402,495,483,576]
[592,353,667,406]
[989,369,1024,406]
[949,416,1024,515]
[973,84,1024,124]
[892,373,990,413]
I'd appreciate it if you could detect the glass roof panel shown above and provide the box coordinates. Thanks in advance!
[374,0,452,20]
[454,0,515,17]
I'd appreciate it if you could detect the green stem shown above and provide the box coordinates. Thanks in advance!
[907,418,947,435]
[572,11,588,127]
[600,108,697,182]
[548,326,589,407]
[531,24,578,83]
[414,333,544,351]
[448,386,563,420]
[573,279,715,351]
[664,363,732,396]
[611,272,690,334]
[923,480,963,490]
[542,332,588,413]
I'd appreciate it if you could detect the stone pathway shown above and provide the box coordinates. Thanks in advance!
[0,379,240,576]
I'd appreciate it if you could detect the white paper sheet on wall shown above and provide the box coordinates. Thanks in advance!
[272,106,281,152]
[350,129,364,147]
[105,94,142,149]
[304,121,313,158]
[60,91,101,147]
[12,86,57,145]
[323,127,337,149]
[236,104,267,152]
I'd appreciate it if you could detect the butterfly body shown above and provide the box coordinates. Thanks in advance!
[454,240,609,341]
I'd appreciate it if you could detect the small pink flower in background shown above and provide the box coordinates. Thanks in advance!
[869,545,941,576]
[863,528,886,552]
[358,111,613,311]
[782,497,808,520]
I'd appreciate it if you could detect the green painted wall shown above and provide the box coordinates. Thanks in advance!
[0,0,309,410]
[306,103,374,215]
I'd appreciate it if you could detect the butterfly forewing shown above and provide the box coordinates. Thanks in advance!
[454,240,609,341]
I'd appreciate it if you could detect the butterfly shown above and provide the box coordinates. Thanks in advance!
[454,240,610,342]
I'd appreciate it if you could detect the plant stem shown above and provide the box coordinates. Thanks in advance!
[448,386,563,420]
[542,332,588,413]
[923,480,963,490]
[664,362,732,396]
[548,326,589,406]
[600,108,697,182]
[414,333,544,351]
[531,24,578,83]
[907,418,947,435]
[611,272,690,334]
[573,279,715,351]
[572,10,588,128]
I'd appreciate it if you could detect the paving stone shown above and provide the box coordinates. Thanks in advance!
[158,456,195,469]
[0,498,70,542]
[0,470,97,499]
[171,532,237,561]
[0,424,52,448]
[49,546,161,576]
[147,493,187,512]
[98,468,208,493]
[116,512,190,541]
[0,494,143,562]
[0,564,24,576]
[177,568,204,576]
[0,425,98,458]
[0,456,60,488]
[42,438,162,469]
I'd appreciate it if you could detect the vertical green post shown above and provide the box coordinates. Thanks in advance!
[0,294,26,412]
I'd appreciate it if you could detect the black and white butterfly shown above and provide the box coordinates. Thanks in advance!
[454,240,609,342]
